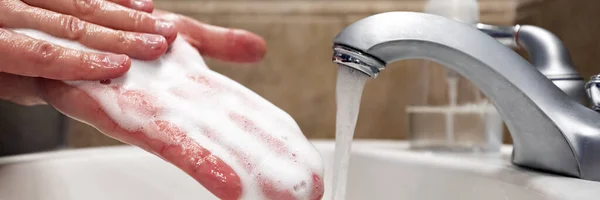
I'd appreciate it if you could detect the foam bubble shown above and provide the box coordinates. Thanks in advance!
[12,29,324,200]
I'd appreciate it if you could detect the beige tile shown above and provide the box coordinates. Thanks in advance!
[68,0,540,147]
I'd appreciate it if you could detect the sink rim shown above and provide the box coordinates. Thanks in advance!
[317,139,600,200]
[0,139,419,164]
[1,139,599,200]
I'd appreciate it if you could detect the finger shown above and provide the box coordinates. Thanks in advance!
[184,23,267,63]
[37,80,244,199]
[4,2,167,60]
[106,0,154,13]
[0,73,45,106]
[155,11,267,63]
[0,29,130,81]
[21,0,177,43]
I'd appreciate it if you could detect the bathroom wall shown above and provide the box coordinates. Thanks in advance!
[65,0,597,147]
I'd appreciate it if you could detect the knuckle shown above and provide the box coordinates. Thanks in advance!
[61,16,86,41]
[116,30,132,46]
[28,41,60,66]
[72,0,100,17]
[63,52,93,80]
[129,11,149,29]
[76,52,92,72]
[1,0,24,26]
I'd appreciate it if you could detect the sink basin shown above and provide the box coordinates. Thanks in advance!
[0,139,598,200]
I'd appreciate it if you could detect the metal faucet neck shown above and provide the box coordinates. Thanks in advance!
[331,11,600,182]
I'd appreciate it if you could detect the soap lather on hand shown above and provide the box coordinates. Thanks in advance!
[41,38,325,199]
[0,2,325,199]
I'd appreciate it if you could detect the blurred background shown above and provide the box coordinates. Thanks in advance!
[0,0,598,155]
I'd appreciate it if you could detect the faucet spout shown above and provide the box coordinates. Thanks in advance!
[332,12,600,181]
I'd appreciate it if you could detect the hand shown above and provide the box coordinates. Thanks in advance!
[0,2,267,106]
[0,0,177,82]
[35,33,322,200]
[153,9,267,63]
[1,4,321,198]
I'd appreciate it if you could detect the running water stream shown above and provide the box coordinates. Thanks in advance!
[332,65,369,200]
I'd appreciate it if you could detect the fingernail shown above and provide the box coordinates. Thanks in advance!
[104,54,129,68]
[141,34,166,50]
[155,19,176,37]
[131,0,151,11]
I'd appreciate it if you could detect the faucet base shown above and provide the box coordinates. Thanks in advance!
[331,11,600,182]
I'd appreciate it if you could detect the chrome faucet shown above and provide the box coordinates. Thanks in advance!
[476,23,588,105]
[332,12,600,182]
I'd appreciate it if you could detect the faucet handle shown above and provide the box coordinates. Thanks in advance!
[585,75,600,111]
[475,23,519,48]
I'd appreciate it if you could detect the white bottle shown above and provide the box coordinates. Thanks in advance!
[425,0,480,25]
[418,0,487,148]
[424,0,480,105]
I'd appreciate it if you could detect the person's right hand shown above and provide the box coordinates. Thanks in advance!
[0,0,177,82]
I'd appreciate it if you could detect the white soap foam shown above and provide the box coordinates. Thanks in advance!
[12,29,323,200]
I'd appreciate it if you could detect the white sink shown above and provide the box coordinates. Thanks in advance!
[0,139,598,200]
